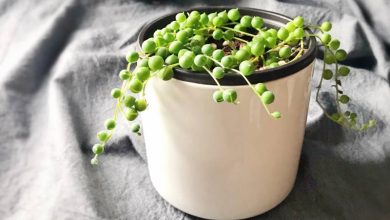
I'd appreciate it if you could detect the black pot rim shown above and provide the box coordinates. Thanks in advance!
[137,6,317,85]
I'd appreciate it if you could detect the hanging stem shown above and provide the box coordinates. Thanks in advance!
[230,68,272,115]
[315,55,333,119]
[205,55,273,116]
[304,25,324,33]
[202,66,224,91]
[314,41,364,130]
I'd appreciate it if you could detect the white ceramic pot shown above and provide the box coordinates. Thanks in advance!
[139,7,317,220]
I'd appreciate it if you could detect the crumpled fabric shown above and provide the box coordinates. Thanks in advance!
[0,0,389,219]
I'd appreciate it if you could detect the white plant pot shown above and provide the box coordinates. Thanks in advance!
[138,7,317,220]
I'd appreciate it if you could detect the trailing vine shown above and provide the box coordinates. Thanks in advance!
[91,9,375,165]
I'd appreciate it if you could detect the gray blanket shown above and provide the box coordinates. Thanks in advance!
[1,0,389,219]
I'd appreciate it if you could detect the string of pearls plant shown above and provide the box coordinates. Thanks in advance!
[91,9,376,165]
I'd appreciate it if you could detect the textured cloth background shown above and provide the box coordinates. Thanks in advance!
[1,0,390,219]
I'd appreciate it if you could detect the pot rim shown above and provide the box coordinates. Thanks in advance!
[137,6,317,85]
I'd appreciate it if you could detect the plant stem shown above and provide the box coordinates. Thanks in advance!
[202,66,224,91]
[315,56,333,119]
[126,63,131,71]
[259,55,264,65]
[224,22,239,26]
[141,79,148,97]
[334,62,341,113]
[169,63,180,68]
[233,37,248,43]
[103,68,133,154]
[250,56,259,62]
[220,26,256,37]
[315,43,361,130]
[265,42,286,54]
[304,25,324,33]
[230,68,272,115]
[290,39,305,62]
[205,55,273,116]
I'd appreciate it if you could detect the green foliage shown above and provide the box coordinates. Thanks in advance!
[91,9,375,164]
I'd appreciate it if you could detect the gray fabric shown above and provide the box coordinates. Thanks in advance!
[1,0,389,219]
